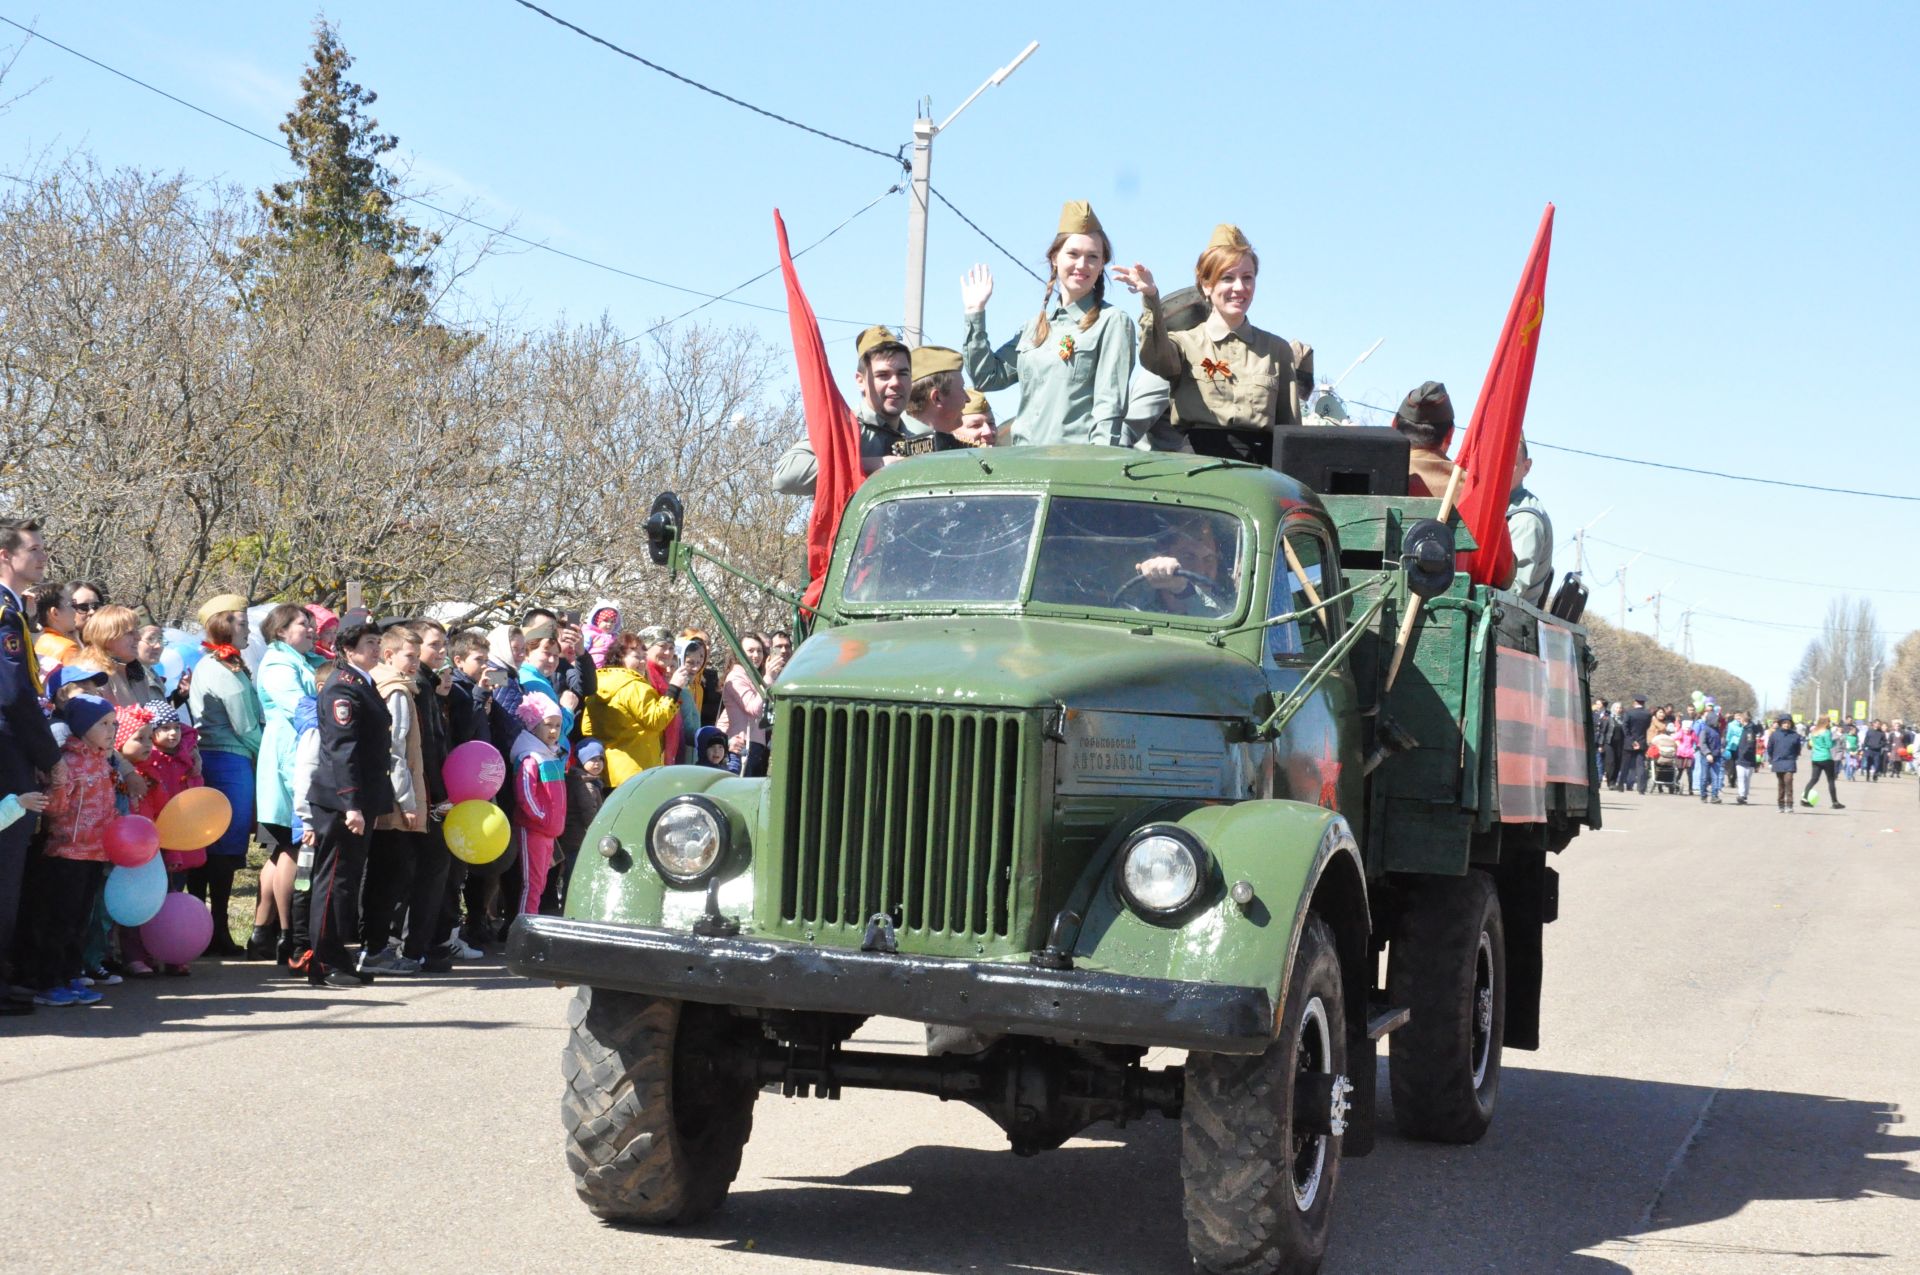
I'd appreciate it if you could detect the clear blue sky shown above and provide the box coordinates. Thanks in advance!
[5,1,1915,708]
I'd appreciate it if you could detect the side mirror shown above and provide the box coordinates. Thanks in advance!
[1400,518,1454,599]
[645,491,684,567]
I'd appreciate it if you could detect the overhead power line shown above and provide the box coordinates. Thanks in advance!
[1343,395,1920,504]
[930,185,1045,284]
[508,0,905,168]
[501,5,1042,291]
[1528,440,1920,504]
[634,182,902,340]
[0,14,879,328]
[1584,536,1920,598]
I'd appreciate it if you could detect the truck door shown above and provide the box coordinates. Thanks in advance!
[1264,521,1364,816]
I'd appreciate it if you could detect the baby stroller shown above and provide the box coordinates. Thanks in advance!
[1649,734,1681,795]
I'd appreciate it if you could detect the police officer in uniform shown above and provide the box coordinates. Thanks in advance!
[0,518,59,1015]
[306,621,395,987]
[773,325,914,496]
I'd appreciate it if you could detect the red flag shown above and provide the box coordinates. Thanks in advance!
[774,209,864,612]
[1455,203,1554,589]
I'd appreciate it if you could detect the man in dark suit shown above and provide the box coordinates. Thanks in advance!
[306,622,395,988]
[1620,695,1653,795]
[0,518,60,1016]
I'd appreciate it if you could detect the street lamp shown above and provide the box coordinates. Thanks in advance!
[902,40,1040,347]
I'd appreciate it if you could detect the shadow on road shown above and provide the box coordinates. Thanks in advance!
[641,1062,1916,1275]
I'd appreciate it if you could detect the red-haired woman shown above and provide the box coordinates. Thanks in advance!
[1112,223,1307,461]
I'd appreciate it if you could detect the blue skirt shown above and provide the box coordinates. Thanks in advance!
[201,749,257,862]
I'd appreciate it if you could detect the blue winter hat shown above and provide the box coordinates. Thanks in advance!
[576,739,605,764]
[63,693,117,740]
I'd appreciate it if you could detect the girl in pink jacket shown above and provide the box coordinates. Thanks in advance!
[513,694,569,923]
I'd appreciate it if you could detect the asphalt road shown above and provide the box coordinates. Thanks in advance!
[3,774,1916,1274]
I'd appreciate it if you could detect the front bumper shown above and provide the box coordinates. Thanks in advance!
[507,915,1276,1054]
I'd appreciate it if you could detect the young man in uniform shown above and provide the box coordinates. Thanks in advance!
[772,325,914,496]
[0,518,60,1015]
[905,345,996,449]
[306,621,395,988]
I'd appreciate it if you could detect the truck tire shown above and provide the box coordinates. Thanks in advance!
[1387,870,1505,1144]
[562,987,758,1223]
[1183,915,1347,1275]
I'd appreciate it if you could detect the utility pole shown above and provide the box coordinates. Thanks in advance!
[1870,658,1882,721]
[1680,609,1693,661]
[1571,507,1611,579]
[902,40,1039,347]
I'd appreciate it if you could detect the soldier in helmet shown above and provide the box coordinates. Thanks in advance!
[961,200,1136,447]
[773,325,914,496]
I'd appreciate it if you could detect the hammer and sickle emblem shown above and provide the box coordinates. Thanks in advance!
[1519,294,1545,347]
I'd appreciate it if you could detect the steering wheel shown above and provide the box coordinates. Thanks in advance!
[1110,568,1226,613]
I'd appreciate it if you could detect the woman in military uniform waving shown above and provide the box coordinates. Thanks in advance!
[1112,224,1306,461]
[961,200,1135,447]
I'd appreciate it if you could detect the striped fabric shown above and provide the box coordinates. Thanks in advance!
[1495,645,1547,824]
[1540,626,1590,786]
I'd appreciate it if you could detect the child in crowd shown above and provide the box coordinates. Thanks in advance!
[286,668,332,973]
[552,738,608,914]
[1,787,49,833]
[694,725,739,773]
[511,694,568,929]
[585,602,621,668]
[19,695,119,1006]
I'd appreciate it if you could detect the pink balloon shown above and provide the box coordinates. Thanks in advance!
[104,815,161,868]
[139,893,214,965]
[443,739,507,804]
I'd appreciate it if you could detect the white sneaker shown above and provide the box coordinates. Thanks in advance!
[450,937,482,960]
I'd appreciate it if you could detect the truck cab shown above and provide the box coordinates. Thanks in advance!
[510,441,1598,1275]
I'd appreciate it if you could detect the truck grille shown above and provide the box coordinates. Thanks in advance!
[776,700,1032,943]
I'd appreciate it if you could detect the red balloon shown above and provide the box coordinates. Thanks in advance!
[104,815,161,869]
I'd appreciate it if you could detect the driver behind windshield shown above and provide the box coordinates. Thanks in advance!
[1130,519,1231,617]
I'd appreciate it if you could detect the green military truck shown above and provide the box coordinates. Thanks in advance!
[508,439,1598,1274]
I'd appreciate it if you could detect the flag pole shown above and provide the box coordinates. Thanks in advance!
[1383,462,1467,694]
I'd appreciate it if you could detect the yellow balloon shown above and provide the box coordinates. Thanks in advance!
[445,800,510,865]
[156,787,233,852]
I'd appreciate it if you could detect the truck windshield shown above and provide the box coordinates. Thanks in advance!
[1031,498,1242,618]
[841,493,1040,604]
[843,493,1243,620]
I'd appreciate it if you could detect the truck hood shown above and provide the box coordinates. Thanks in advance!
[777,617,1267,718]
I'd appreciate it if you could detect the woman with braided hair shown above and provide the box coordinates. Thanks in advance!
[961,200,1136,447]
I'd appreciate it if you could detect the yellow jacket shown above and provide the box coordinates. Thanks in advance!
[581,665,680,787]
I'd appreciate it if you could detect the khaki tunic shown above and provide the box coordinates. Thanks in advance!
[1137,299,1302,431]
[1407,445,1457,499]
[772,404,909,496]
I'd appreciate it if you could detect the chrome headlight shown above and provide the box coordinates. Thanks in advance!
[1117,827,1208,917]
[645,796,729,887]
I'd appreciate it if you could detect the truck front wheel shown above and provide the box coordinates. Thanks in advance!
[1388,870,1506,1143]
[562,987,759,1223]
[1182,914,1348,1275]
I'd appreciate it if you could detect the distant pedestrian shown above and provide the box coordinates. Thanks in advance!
[1800,718,1844,809]
[1767,714,1803,813]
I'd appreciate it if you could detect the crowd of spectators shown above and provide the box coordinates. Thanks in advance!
[0,514,787,1014]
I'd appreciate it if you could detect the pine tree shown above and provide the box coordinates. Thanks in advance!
[249,18,438,312]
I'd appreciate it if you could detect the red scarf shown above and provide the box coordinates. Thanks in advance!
[646,660,683,764]
[202,640,246,669]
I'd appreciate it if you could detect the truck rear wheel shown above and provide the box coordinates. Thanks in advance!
[1388,870,1505,1143]
[1182,915,1348,1275]
[562,987,759,1223]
